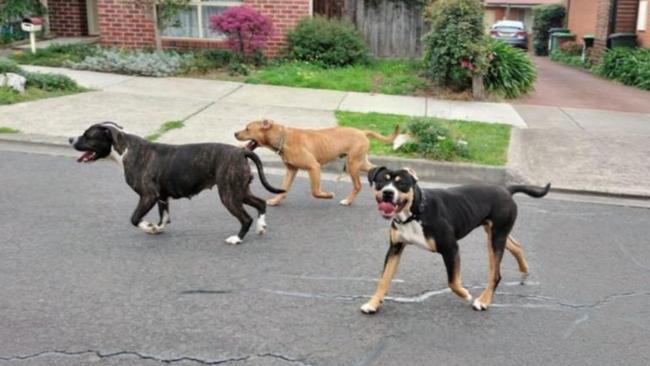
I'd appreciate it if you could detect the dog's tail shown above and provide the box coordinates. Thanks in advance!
[507,183,551,198]
[364,125,400,144]
[244,151,286,194]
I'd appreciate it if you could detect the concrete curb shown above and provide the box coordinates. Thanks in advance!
[0,132,506,186]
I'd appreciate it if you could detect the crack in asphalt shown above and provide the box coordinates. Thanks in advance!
[0,349,311,365]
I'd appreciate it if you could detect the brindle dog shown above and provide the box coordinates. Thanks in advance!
[70,122,284,245]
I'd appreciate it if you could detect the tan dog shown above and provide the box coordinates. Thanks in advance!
[234,119,400,206]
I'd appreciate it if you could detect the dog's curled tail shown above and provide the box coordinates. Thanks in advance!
[507,183,551,198]
[244,151,286,194]
[364,125,400,143]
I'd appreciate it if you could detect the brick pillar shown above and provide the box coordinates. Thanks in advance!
[48,0,88,37]
[97,0,156,49]
[244,0,312,56]
[590,0,614,63]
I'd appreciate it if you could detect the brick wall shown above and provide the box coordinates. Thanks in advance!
[242,0,311,55]
[567,0,598,43]
[591,0,614,62]
[48,0,88,37]
[97,0,156,49]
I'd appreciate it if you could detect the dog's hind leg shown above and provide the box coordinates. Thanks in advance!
[219,188,253,245]
[131,196,161,235]
[473,224,508,311]
[244,193,267,235]
[340,158,363,206]
[506,236,529,284]
[441,244,473,303]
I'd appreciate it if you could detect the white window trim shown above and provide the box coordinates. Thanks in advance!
[639,0,648,32]
[161,0,243,40]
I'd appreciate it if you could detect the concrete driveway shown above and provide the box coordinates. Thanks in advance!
[516,56,650,113]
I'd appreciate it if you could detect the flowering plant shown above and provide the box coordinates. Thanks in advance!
[210,6,273,57]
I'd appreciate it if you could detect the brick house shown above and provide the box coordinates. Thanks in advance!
[567,0,649,60]
[484,0,565,31]
[40,0,313,55]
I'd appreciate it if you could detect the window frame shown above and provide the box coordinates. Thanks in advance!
[638,0,648,32]
[161,0,244,40]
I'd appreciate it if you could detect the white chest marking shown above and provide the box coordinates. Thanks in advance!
[109,147,128,171]
[395,218,436,252]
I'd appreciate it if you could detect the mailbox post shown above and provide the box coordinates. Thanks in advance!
[21,17,44,54]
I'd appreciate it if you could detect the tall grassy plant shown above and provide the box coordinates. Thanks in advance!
[423,0,486,91]
[597,47,650,90]
[286,17,370,67]
[484,39,536,98]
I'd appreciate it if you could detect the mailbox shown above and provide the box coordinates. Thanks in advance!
[21,17,43,32]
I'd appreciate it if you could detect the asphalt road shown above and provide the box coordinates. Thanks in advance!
[1,150,649,366]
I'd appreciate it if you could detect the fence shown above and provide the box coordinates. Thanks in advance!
[314,0,427,58]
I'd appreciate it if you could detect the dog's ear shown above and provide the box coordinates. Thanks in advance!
[261,119,273,130]
[368,166,387,187]
[404,167,419,183]
[103,125,127,154]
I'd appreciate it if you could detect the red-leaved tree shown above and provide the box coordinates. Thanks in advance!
[210,6,273,58]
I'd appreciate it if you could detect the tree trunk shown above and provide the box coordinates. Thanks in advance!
[472,74,485,101]
[152,3,163,53]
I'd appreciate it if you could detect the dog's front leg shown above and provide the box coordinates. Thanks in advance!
[307,165,334,199]
[441,245,473,303]
[361,241,405,314]
[130,196,161,235]
[267,166,297,206]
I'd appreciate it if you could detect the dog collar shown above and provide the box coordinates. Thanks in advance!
[273,127,287,156]
[393,214,419,225]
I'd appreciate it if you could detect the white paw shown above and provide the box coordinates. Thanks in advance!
[360,302,378,314]
[266,199,280,206]
[339,199,351,206]
[520,272,529,285]
[472,299,488,311]
[256,214,267,235]
[465,294,474,303]
[225,235,243,245]
[139,221,162,235]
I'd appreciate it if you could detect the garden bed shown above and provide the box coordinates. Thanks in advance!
[336,111,511,166]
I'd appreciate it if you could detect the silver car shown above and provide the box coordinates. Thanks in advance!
[489,20,528,49]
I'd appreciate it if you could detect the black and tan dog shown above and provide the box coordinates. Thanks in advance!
[361,167,550,313]
[70,122,285,244]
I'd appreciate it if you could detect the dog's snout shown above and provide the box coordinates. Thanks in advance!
[69,137,75,145]
[382,190,395,201]
[234,132,239,139]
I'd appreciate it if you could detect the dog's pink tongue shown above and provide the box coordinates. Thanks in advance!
[378,202,396,216]
[77,151,93,163]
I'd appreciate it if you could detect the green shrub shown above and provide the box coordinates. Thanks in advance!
[597,47,650,90]
[423,0,486,91]
[24,72,79,91]
[11,43,99,67]
[180,49,234,74]
[286,16,370,67]
[532,4,566,56]
[65,49,193,77]
[399,118,469,161]
[0,58,21,74]
[550,49,587,68]
[484,38,537,99]
[559,41,582,56]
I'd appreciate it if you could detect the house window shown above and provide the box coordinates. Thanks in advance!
[160,1,244,39]
[639,0,648,31]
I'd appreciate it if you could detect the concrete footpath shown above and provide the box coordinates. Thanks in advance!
[1,65,649,197]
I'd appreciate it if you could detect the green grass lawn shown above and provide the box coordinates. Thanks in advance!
[0,86,83,105]
[246,60,430,95]
[0,127,19,133]
[9,43,98,67]
[337,111,511,166]
[146,120,185,141]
